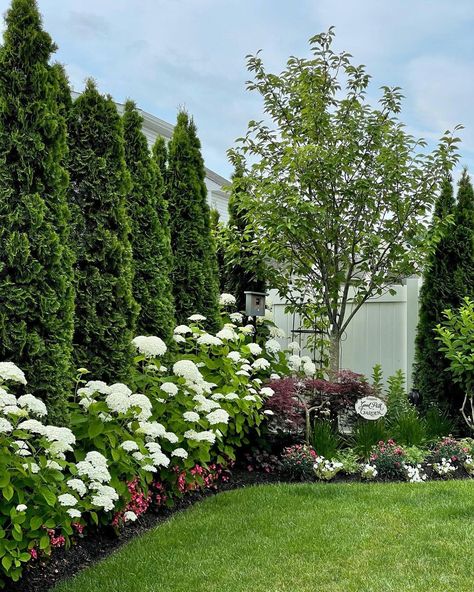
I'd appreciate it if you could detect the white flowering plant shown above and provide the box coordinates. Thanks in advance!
[313,456,344,481]
[0,365,123,586]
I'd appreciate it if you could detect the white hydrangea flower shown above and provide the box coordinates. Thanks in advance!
[0,389,17,408]
[303,360,317,376]
[149,448,170,467]
[236,370,250,377]
[137,421,167,440]
[240,324,255,335]
[90,484,119,512]
[243,395,257,402]
[163,431,179,444]
[0,418,13,434]
[227,351,242,363]
[247,343,262,356]
[128,394,153,421]
[225,393,239,401]
[188,314,207,322]
[124,511,138,522]
[265,339,281,354]
[142,464,157,472]
[85,381,111,395]
[174,325,192,335]
[216,328,238,341]
[67,478,88,497]
[58,493,78,507]
[67,509,82,519]
[132,335,167,358]
[121,440,139,452]
[24,462,40,474]
[17,419,45,434]
[160,382,179,396]
[206,409,230,425]
[260,387,275,397]
[173,360,203,383]
[171,448,188,459]
[211,393,224,401]
[46,460,63,471]
[263,409,274,415]
[105,391,130,415]
[252,358,270,371]
[0,362,27,385]
[219,293,236,307]
[193,394,221,413]
[109,383,132,397]
[16,504,27,512]
[173,334,186,344]
[183,411,200,422]
[229,312,244,324]
[287,341,300,352]
[184,429,216,444]
[288,355,302,371]
[76,451,111,483]
[132,451,145,461]
[43,426,76,449]
[2,405,24,416]
[197,334,223,347]
[17,394,47,417]
[270,373,280,380]
[300,356,312,364]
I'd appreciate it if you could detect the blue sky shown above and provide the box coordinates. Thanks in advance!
[1,0,473,181]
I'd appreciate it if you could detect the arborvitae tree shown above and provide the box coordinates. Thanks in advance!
[0,0,74,423]
[122,101,175,342]
[152,136,170,228]
[210,209,227,292]
[166,112,221,330]
[225,165,267,311]
[68,80,138,382]
[414,172,474,413]
[153,136,168,177]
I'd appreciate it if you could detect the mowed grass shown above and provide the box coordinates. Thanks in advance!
[53,480,474,592]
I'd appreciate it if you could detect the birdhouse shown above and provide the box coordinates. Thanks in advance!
[244,291,266,316]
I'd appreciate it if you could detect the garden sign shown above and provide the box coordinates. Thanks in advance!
[355,396,387,420]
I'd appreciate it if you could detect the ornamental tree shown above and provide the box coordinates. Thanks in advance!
[67,80,138,381]
[166,111,221,330]
[0,0,75,423]
[414,174,474,412]
[228,28,461,371]
[122,101,175,343]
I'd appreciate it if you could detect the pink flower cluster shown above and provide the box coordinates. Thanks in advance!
[47,529,65,548]
[112,478,151,527]
[370,439,404,461]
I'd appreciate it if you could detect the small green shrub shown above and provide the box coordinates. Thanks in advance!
[403,446,429,465]
[312,420,340,459]
[352,419,387,459]
[386,370,411,420]
[390,408,427,446]
[333,449,360,474]
[424,407,455,441]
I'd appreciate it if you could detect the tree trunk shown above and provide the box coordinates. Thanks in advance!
[329,330,341,375]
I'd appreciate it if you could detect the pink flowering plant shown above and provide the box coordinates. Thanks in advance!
[279,444,317,481]
[369,440,406,479]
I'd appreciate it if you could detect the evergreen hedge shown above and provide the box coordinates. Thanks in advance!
[166,112,221,330]
[67,81,138,382]
[415,172,474,412]
[0,0,74,423]
[123,101,175,343]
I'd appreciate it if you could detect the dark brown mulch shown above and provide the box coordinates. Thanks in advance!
[10,470,278,592]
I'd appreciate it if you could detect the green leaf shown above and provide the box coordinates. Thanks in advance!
[2,485,14,501]
[39,535,50,550]
[30,516,43,531]
[1,555,12,572]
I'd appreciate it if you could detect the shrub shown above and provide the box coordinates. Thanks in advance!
[279,444,317,481]
[312,420,340,459]
[386,369,411,420]
[424,407,455,441]
[403,446,429,465]
[263,377,305,439]
[390,408,427,447]
[0,0,75,423]
[429,436,468,466]
[352,419,387,459]
[333,449,360,475]
[369,440,406,480]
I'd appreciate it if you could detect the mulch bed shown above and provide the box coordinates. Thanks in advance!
[10,470,278,592]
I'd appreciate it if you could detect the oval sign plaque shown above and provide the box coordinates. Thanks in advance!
[355,396,387,420]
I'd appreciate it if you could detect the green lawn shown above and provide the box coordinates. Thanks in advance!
[53,481,474,592]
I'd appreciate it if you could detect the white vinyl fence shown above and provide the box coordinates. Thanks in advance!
[270,277,421,389]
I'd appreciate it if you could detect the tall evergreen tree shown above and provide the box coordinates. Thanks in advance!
[152,136,168,177]
[414,172,474,412]
[68,80,138,382]
[122,101,175,342]
[0,0,74,423]
[166,112,221,330]
[225,165,267,311]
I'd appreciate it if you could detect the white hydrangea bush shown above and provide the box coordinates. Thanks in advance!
[0,364,128,584]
